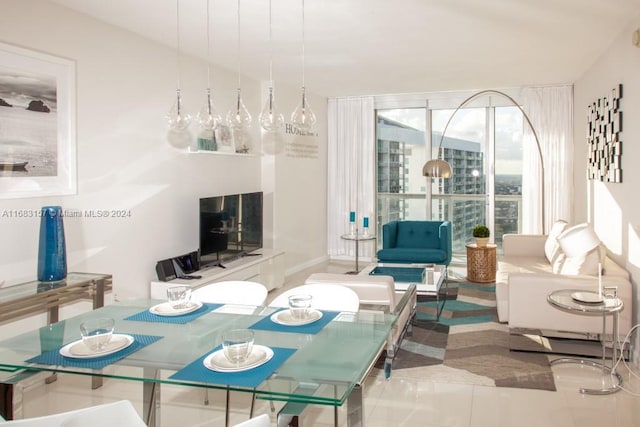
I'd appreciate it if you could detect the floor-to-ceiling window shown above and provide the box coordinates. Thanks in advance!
[375,108,427,242]
[375,93,524,256]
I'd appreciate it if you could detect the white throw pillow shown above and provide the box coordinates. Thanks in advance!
[544,220,568,264]
[557,245,605,276]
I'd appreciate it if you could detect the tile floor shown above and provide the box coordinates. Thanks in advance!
[20,261,640,426]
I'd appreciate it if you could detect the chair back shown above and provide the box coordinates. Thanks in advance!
[232,413,270,427]
[192,281,268,305]
[269,284,360,312]
[0,401,145,426]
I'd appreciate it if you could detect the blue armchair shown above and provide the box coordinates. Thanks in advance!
[376,220,452,265]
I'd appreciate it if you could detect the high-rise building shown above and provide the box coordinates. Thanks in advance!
[376,115,522,253]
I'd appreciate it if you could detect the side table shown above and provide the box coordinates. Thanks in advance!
[547,289,623,395]
[340,233,376,274]
[0,272,113,420]
[466,243,496,283]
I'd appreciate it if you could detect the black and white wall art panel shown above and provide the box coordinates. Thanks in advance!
[587,84,623,183]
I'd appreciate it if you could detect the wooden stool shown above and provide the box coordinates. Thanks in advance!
[466,243,497,283]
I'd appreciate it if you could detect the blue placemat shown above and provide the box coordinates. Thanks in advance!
[26,334,163,370]
[249,309,339,334]
[123,303,222,324]
[169,345,296,388]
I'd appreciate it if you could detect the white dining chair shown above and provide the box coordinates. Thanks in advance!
[269,284,360,312]
[191,280,269,423]
[270,283,359,427]
[231,413,270,427]
[192,280,268,306]
[0,400,145,426]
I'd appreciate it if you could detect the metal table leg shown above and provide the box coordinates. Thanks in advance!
[143,367,161,427]
[550,310,622,395]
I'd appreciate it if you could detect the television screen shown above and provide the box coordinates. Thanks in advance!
[199,192,263,268]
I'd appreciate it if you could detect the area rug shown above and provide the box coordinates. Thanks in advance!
[378,279,556,391]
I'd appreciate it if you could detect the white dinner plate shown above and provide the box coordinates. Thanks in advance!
[149,301,203,316]
[203,345,274,372]
[571,291,604,304]
[59,334,135,359]
[270,309,323,326]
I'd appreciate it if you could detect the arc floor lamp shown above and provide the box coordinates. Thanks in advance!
[422,89,546,233]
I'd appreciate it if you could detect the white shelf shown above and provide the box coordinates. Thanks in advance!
[186,147,257,157]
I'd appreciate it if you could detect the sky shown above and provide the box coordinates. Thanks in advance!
[0,66,57,111]
[378,107,524,175]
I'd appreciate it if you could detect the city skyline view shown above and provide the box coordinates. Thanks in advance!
[376,110,525,252]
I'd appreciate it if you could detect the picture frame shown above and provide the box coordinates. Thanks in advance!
[0,42,76,199]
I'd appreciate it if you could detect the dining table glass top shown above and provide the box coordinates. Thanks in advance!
[0,299,397,406]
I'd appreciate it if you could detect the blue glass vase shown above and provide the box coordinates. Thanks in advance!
[37,206,67,282]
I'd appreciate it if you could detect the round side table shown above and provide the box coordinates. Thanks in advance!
[547,289,623,395]
[340,233,376,274]
[465,243,497,283]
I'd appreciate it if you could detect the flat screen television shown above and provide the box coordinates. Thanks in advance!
[199,192,263,268]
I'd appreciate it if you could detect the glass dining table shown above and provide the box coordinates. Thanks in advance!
[0,298,397,427]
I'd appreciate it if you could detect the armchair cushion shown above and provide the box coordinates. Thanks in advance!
[377,220,452,265]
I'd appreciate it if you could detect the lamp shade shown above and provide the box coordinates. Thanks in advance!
[556,223,600,257]
[422,159,452,178]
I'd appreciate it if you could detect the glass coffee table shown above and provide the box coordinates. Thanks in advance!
[360,263,447,319]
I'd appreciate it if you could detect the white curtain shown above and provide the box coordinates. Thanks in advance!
[522,86,574,234]
[327,97,375,260]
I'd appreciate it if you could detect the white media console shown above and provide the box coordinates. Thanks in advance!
[150,248,285,300]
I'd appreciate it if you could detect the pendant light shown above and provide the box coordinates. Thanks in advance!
[196,0,222,151]
[226,0,252,133]
[291,0,316,133]
[167,0,192,148]
[259,0,284,132]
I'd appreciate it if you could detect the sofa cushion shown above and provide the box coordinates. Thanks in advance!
[395,221,441,249]
[498,256,553,275]
[376,248,448,264]
[544,220,568,264]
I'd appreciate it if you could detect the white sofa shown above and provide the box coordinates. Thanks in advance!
[496,233,632,338]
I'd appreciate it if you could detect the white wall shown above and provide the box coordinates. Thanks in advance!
[0,0,328,329]
[260,82,329,276]
[574,16,640,362]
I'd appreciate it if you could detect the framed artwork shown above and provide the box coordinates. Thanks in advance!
[216,124,235,153]
[0,42,76,199]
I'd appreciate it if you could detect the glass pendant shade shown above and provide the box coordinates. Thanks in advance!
[166,88,193,149]
[259,86,284,132]
[167,89,191,131]
[291,86,316,132]
[227,88,252,130]
[197,89,222,130]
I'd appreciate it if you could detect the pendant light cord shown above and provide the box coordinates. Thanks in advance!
[236,0,241,89]
[301,0,306,88]
[206,0,211,89]
[268,0,273,84]
[176,0,181,90]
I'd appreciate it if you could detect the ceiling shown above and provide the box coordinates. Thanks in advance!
[50,0,640,98]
